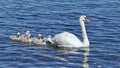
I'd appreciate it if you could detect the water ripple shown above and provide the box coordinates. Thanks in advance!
[0,0,120,68]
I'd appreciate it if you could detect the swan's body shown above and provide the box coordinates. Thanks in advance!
[52,15,90,47]
[53,32,83,47]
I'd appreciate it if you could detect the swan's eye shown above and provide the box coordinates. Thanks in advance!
[85,17,90,22]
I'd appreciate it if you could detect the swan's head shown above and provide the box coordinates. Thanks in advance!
[80,15,90,23]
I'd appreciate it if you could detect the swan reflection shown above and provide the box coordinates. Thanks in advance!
[55,47,80,54]
[55,47,90,68]
[81,47,90,68]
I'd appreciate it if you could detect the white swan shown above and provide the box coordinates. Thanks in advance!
[52,15,90,47]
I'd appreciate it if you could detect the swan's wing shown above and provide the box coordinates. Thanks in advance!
[53,32,82,47]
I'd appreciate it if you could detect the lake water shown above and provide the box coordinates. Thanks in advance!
[0,0,120,68]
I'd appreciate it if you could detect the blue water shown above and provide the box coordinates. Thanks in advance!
[0,0,120,68]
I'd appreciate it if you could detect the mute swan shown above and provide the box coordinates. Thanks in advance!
[21,37,32,43]
[31,34,46,46]
[31,34,42,42]
[10,31,32,43]
[20,31,30,38]
[19,31,32,43]
[52,15,90,47]
[9,32,21,41]
[20,33,32,43]
[32,34,46,46]
[38,34,42,41]
[32,39,46,46]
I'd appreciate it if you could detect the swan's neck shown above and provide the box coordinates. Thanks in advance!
[80,20,89,46]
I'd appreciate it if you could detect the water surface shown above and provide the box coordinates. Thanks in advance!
[0,0,120,68]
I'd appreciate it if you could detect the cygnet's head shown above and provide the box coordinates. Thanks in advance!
[38,34,42,37]
[26,30,30,34]
[17,32,21,37]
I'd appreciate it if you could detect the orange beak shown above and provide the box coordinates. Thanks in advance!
[85,17,90,23]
